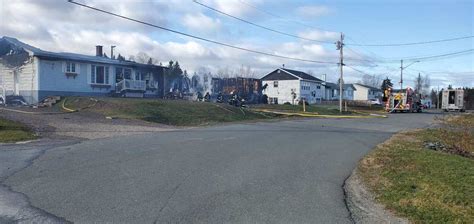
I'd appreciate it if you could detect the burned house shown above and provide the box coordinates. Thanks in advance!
[0,36,167,105]
[211,77,263,103]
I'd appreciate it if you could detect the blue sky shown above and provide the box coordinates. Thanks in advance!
[2,0,473,88]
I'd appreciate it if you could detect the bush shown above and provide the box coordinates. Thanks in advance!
[283,102,292,105]
[298,100,309,105]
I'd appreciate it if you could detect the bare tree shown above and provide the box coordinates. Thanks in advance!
[135,52,157,64]
[415,73,431,95]
[360,74,382,87]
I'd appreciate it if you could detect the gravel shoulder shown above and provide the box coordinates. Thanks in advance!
[344,169,409,224]
[0,107,177,140]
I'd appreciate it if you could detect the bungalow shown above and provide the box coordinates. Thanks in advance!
[323,82,356,101]
[0,36,167,105]
[261,68,324,104]
[352,83,382,101]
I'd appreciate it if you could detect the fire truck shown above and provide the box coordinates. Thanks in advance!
[385,87,422,113]
[442,89,466,112]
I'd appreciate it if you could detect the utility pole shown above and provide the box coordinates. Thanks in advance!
[437,85,440,109]
[337,33,344,113]
[400,59,403,92]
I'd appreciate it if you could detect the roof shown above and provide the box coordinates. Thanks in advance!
[1,36,166,68]
[324,82,356,90]
[280,68,323,82]
[354,83,381,91]
[261,68,323,82]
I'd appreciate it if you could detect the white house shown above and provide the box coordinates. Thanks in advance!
[261,68,324,104]
[0,36,167,104]
[353,83,382,101]
[323,82,356,101]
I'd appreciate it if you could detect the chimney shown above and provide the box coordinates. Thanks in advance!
[96,45,103,57]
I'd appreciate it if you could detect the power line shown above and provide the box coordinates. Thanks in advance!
[346,35,474,47]
[345,65,374,77]
[67,0,337,65]
[193,0,336,44]
[237,0,335,33]
[403,49,473,61]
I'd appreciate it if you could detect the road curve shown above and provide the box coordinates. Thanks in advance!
[3,113,436,223]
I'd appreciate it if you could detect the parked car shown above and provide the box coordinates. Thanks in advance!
[369,99,381,105]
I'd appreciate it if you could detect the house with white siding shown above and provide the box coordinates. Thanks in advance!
[352,83,382,101]
[261,68,324,104]
[0,36,167,105]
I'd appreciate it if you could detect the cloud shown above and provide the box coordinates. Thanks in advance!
[296,5,331,18]
[210,0,261,17]
[182,13,221,33]
[1,0,341,78]
[298,30,340,42]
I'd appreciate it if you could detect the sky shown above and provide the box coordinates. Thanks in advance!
[1,0,473,88]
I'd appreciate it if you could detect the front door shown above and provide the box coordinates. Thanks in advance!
[13,71,20,95]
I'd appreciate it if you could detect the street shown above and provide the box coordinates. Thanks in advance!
[1,113,436,223]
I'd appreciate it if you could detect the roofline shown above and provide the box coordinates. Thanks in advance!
[261,68,323,82]
[34,54,167,69]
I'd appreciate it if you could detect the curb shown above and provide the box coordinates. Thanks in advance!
[0,107,69,115]
[252,109,387,118]
[343,169,409,224]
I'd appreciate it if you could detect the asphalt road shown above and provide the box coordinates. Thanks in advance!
[2,113,436,223]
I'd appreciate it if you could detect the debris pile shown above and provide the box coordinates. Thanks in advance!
[424,141,473,159]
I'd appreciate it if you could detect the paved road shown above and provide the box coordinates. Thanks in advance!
[2,113,436,223]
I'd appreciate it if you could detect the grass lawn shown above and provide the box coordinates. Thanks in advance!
[0,118,36,143]
[359,114,474,223]
[63,97,283,126]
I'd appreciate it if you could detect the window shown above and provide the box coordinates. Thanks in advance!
[90,65,109,84]
[66,62,76,73]
[273,81,278,87]
[116,67,132,81]
[135,71,141,80]
[317,86,321,89]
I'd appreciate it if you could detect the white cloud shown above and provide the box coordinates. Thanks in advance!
[298,30,340,42]
[1,0,340,78]
[296,5,331,18]
[182,13,221,32]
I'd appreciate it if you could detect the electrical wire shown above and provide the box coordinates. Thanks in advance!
[193,0,337,44]
[237,0,335,33]
[67,0,338,65]
[346,35,474,47]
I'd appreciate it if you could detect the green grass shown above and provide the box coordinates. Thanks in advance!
[0,118,36,143]
[359,115,474,223]
[64,97,283,126]
[250,104,353,115]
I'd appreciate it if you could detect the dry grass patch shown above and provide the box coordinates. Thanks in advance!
[359,118,474,223]
[0,118,36,143]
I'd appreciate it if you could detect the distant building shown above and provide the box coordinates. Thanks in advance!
[211,77,262,103]
[0,36,167,104]
[261,68,324,104]
[352,83,382,101]
[324,82,356,101]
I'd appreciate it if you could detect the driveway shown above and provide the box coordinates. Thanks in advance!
[1,113,436,223]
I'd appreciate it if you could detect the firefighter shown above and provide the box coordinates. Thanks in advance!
[204,92,211,102]
[216,92,223,103]
[197,91,203,102]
